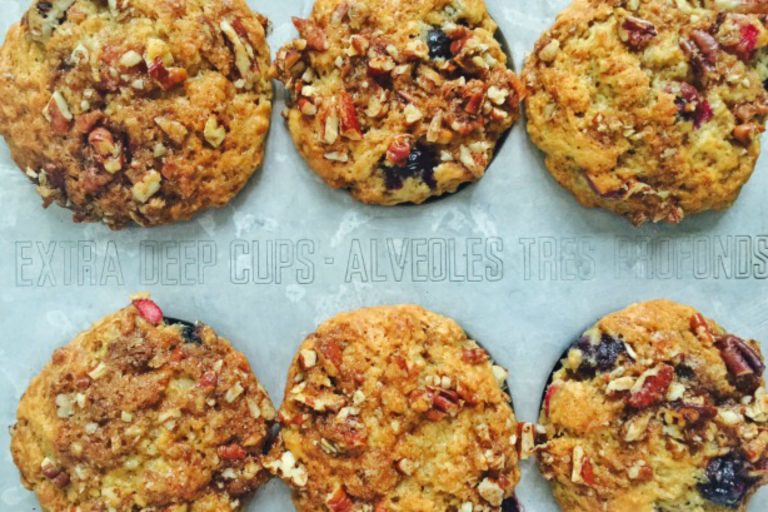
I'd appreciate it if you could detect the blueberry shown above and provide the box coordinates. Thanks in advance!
[574,333,626,377]
[383,144,437,191]
[427,28,453,60]
[36,1,53,14]
[595,335,626,372]
[501,495,521,512]
[698,454,753,507]
[675,364,695,379]
[164,317,203,345]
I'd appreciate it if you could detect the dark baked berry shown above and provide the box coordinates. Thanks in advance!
[698,453,753,507]
[427,28,453,60]
[595,335,626,372]
[675,83,713,128]
[164,317,203,345]
[383,143,437,190]
[574,333,626,377]
[675,363,695,379]
[501,495,521,512]
[36,1,53,14]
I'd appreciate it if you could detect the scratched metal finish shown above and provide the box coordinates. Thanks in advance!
[0,0,766,510]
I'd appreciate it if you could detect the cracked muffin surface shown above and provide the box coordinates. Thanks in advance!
[524,0,768,225]
[275,0,523,205]
[0,0,272,229]
[538,300,768,512]
[266,305,520,511]
[11,296,277,511]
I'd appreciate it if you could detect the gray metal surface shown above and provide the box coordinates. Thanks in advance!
[0,0,765,510]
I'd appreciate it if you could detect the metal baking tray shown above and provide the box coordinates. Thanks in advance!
[0,0,765,510]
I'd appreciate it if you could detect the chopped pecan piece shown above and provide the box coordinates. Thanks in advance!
[690,312,716,344]
[339,92,362,140]
[432,388,461,415]
[41,459,70,488]
[671,401,717,428]
[627,365,674,409]
[681,30,720,82]
[218,443,247,461]
[571,446,596,486]
[543,384,559,417]
[317,338,344,369]
[621,17,658,50]
[717,335,765,380]
[292,17,328,51]
[326,486,354,512]
[88,127,124,173]
[148,58,188,90]
[462,348,489,364]
[386,137,411,166]
[43,91,73,133]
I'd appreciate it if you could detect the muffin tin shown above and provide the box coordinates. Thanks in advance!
[0,0,766,510]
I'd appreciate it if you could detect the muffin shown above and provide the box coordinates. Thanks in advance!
[524,0,768,225]
[0,0,273,228]
[266,305,521,511]
[274,0,524,205]
[11,295,277,511]
[538,300,768,511]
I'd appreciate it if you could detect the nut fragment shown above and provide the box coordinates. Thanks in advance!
[221,20,254,86]
[225,381,245,403]
[266,451,308,487]
[203,116,227,148]
[131,170,162,203]
[571,445,595,485]
[518,422,536,460]
[477,478,504,506]
[323,113,340,145]
[88,127,123,173]
[292,17,328,51]
[607,376,636,393]
[404,104,424,124]
[41,458,70,488]
[154,116,188,144]
[690,313,715,345]
[299,349,317,369]
[396,458,415,475]
[55,393,76,418]
[119,50,142,68]
[326,486,354,512]
[627,365,674,409]
[368,55,396,75]
[298,97,317,116]
[538,39,560,62]
[718,335,765,379]
[623,413,651,442]
[619,16,657,50]
[43,91,73,133]
[339,93,362,140]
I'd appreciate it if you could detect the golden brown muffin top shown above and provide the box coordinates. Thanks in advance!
[524,0,768,225]
[266,305,520,512]
[0,0,272,228]
[538,300,767,512]
[274,0,523,205]
[11,296,276,511]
